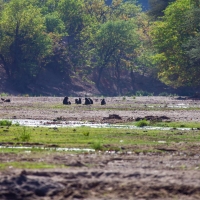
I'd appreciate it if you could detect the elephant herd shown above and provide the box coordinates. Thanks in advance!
[63,97,106,105]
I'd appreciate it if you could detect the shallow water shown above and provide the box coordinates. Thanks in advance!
[1,119,195,131]
[0,145,95,152]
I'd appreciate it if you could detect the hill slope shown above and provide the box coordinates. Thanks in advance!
[0,64,197,97]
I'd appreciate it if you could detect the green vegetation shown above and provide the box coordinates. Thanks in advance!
[16,126,31,142]
[0,124,200,150]
[135,90,154,96]
[151,0,200,87]
[0,93,9,97]
[0,0,199,93]
[0,121,200,170]
[135,119,149,127]
[91,141,103,151]
[0,120,12,126]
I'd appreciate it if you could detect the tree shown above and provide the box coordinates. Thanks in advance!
[0,0,52,90]
[151,0,200,87]
[148,0,175,20]
[93,20,139,91]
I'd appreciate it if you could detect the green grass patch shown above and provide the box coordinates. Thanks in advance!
[16,126,31,142]
[0,125,200,152]
[149,121,200,129]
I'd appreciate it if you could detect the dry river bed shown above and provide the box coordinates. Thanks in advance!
[1,96,200,199]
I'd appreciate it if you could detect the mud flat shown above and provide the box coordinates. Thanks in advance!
[1,153,200,200]
[1,96,200,199]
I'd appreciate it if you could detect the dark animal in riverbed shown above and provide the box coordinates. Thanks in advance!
[101,99,106,105]
[88,98,93,104]
[1,98,11,102]
[84,98,92,105]
[75,99,79,104]
[63,96,71,105]
[75,98,82,104]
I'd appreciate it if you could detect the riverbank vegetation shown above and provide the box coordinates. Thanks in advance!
[0,0,199,94]
[1,123,200,151]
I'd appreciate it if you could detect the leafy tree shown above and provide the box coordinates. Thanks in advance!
[151,0,200,87]
[148,0,175,20]
[93,20,139,90]
[45,12,65,34]
[0,0,52,90]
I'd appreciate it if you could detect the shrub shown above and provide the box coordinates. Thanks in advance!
[16,126,31,142]
[0,93,9,97]
[135,119,149,127]
[91,141,103,151]
[83,131,90,136]
[135,90,154,96]
[158,92,169,96]
[0,120,12,126]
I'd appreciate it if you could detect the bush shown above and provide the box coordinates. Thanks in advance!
[158,92,169,96]
[0,93,9,97]
[83,131,90,136]
[16,126,31,142]
[135,119,149,127]
[0,120,12,126]
[135,90,154,96]
[91,141,103,151]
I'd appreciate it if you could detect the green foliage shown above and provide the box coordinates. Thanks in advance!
[91,141,103,151]
[16,126,31,142]
[148,0,175,19]
[0,0,52,89]
[158,92,170,96]
[0,93,9,97]
[45,12,65,34]
[135,119,149,127]
[83,131,90,136]
[151,0,200,87]
[2,0,194,91]
[135,90,153,96]
[0,120,12,126]
[94,19,140,88]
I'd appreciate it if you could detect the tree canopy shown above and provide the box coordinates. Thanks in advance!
[0,0,200,93]
[151,0,200,87]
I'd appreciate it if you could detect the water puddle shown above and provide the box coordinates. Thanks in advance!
[1,119,196,131]
[168,103,190,108]
[0,145,95,152]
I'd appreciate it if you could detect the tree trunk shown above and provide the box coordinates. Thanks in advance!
[0,54,10,78]
[130,69,135,89]
[115,62,121,95]
[96,66,104,89]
